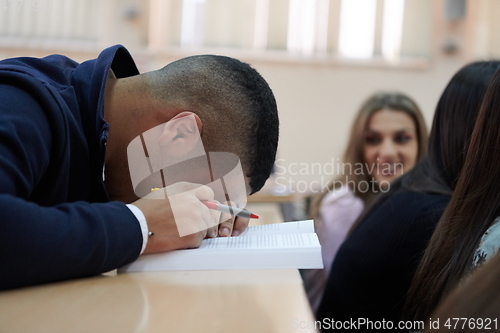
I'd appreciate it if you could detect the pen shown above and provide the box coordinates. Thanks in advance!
[150,188,259,219]
[200,200,259,219]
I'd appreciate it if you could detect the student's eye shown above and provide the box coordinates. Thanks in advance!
[394,134,411,144]
[365,136,381,145]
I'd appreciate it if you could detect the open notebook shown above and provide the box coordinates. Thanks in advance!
[119,220,323,272]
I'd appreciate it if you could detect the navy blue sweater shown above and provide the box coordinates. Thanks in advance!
[316,191,449,331]
[0,45,143,289]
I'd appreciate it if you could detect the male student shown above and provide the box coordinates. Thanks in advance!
[0,45,279,290]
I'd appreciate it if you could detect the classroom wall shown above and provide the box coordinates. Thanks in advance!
[143,0,470,194]
[255,57,463,194]
[0,0,497,195]
[142,52,465,195]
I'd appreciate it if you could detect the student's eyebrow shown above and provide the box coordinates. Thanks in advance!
[394,128,416,133]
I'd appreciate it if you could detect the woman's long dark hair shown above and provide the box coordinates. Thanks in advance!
[404,67,500,322]
[350,61,500,234]
[425,251,500,332]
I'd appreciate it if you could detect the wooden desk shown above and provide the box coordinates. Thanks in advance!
[245,202,284,225]
[247,192,309,222]
[0,205,318,333]
[247,192,297,204]
[0,269,317,333]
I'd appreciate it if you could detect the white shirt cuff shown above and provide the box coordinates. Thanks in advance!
[126,204,149,255]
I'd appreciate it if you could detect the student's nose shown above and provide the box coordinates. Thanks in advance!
[378,139,397,161]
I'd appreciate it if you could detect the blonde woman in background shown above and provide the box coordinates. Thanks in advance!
[303,92,428,312]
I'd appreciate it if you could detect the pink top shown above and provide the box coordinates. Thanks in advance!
[303,185,364,312]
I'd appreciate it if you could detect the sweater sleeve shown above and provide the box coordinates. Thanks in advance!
[318,188,364,275]
[0,84,142,290]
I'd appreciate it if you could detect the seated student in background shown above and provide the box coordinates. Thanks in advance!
[405,68,500,325]
[316,61,500,329]
[302,92,428,312]
[423,251,500,333]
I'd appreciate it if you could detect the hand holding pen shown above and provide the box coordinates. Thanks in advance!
[150,187,258,237]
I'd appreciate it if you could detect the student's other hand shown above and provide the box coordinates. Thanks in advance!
[132,182,219,254]
[217,200,250,237]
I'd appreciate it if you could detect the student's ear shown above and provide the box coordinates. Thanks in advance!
[157,112,203,154]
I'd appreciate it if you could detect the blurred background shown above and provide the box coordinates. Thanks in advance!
[0,0,498,194]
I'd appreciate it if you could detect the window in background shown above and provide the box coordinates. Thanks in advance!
[381,0,405,61]
[254,0,269,50]
[287,0,329,55]
[0,0,429,64]
[180,0,206,47]
[338,0,377,59]
[337,0,406,60]
[0,0,98,41]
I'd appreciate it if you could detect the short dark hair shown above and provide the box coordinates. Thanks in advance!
[149,55,279,194]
